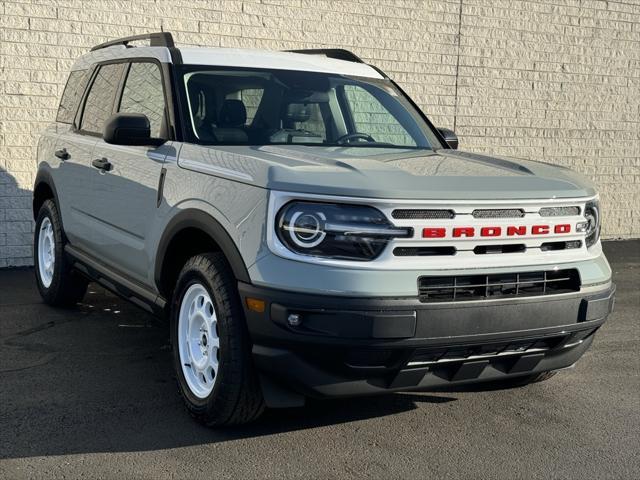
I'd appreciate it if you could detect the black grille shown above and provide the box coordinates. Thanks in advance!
[392,209,455,219]
[418,269,580,302]
[394,246,456,256]
[473,244,526,254]
[540,240,582,251]
[472,208,524,218]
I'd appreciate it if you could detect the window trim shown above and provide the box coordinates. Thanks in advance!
[56,69,90,125]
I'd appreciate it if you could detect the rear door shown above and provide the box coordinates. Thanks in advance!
[86,61,169,283]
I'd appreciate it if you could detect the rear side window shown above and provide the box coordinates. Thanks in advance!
[80,63,125,135]
[119,62,166,138]
[56,70,89,124]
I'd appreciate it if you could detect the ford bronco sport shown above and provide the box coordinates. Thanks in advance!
[34,32,615,426]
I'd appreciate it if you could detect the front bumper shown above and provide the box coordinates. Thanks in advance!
[239,282,615,400]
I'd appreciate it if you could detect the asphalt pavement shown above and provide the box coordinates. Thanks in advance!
[0,241,638,479]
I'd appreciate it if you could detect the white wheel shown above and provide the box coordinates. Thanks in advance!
[37,217,55,288]
[177,283,220,398]
[34,199,87,306]
[171,253,264,425]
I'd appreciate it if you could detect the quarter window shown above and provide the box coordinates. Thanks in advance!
[57,70,89,124]
[80,63,125,135]
[119,62,166,138]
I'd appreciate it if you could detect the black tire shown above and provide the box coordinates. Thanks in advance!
[34,199,88,307]
[170,252,265,426]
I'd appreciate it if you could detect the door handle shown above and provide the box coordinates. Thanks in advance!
[92,157,112,172]
[54,148,70,160]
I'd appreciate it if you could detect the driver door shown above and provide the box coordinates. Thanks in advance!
[85,61,169,284]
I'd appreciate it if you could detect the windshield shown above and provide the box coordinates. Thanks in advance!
[177,66,443,149]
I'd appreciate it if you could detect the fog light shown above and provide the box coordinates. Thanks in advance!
[287,313,302,327]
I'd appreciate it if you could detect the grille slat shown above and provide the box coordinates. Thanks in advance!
[418,269,580,303]
[419,277,573,291]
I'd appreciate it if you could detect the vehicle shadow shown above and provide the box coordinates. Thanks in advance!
[0,166,34,269]
[0,271,457,461]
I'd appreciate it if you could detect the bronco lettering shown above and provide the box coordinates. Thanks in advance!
[424,224,572,238]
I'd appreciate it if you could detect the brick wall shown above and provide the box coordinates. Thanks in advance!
[0,0,638,267]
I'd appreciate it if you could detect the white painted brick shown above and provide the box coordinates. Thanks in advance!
[0,0,638,267]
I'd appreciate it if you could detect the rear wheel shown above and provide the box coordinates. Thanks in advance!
[170,252,264,426]
[34,199,88,306]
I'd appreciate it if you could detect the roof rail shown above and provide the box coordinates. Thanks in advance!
[90,32,175,51]
[285,48,364,64]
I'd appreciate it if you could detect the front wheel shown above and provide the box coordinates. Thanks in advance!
[34,199,88,307]
[170,253,264,426]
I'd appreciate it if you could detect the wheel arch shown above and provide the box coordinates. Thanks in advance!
[155,209,251,300]
[33,168,61,221]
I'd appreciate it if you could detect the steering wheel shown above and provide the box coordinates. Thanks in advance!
[336,132,376,144]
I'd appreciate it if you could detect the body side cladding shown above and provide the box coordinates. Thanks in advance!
[154,209,251,291]
[66,244,167,315]
[33,167,61,220]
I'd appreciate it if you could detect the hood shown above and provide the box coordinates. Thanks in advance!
[178,144,597,200]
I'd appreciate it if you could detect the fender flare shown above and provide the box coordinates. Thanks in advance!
[154,209,251,290]
[33,167,61,220]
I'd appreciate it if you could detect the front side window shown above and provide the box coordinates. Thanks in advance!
[80,63,125,135]
[178,67,442,149]
[57,70,90,124]
[119,62,166,138]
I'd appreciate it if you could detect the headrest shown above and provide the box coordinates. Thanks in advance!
[284,103,311,123]
[218,99,247,127]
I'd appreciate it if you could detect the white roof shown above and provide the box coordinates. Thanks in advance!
[179,47,383,79]
[72,45,383,79]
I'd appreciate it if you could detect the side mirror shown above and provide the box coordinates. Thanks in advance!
[437,128,458,150]
[103,113,164,147]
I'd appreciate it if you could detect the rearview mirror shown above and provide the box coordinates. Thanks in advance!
[437,128,458,150]
[103,113,164,147]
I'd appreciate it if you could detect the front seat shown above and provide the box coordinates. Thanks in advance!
[213,99,249,143]
[283,103,311,128]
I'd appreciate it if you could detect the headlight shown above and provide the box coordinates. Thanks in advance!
[577,199,600,248]
[276,201,412,261]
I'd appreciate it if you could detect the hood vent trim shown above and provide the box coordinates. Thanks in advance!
[472,208,525,218]
[392,209,455,219]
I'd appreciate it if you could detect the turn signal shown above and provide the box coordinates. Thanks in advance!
[246,297,266,313]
